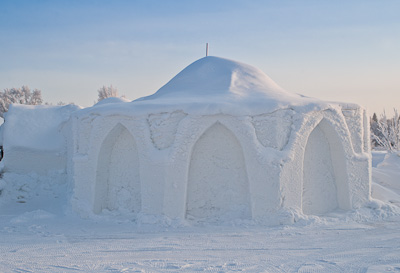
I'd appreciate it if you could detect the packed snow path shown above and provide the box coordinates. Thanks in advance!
[0,214,400,272]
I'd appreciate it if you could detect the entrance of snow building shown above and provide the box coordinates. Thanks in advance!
[302,119,349,215]
[186,122,251,221]
[94,123,141,214]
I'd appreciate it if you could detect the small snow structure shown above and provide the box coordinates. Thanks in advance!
[1,57,372,225]
[1,104,80,175]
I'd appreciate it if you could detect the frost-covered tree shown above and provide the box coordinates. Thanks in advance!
[370,113,380,148]
[372,113,378,123]
[97,85,118,102]
[0,86,43,118]
[371,109,400,151]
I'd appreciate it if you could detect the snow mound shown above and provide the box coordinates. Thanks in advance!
[140,56,303,103]
[372,152,400,206]
[94,96,130,106]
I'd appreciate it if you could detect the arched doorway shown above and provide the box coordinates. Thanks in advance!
[94,124,141,214]
[186,122,251,220]
[302,119,349,215]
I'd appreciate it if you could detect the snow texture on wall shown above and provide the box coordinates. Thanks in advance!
[342,108,364,154]
[186,122,251,221]
[302,118,350,214]
[303,121,338,214]
[363,109,371,153]
[94,123,141,214]
[147,111,187,150]
[252,109,293,150]
[2,104,80,174]
[3,104,80,152]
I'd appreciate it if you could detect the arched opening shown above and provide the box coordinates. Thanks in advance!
[186,122,251,221]
[94,124,141,214]
[302,119,349,215]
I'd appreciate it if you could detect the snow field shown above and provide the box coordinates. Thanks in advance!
[0,152,399,272]
[1,213,400,272]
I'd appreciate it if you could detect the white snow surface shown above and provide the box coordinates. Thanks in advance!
[94,96,130,106]
[140,56,300,102]
[0,151,399,272]
[371,151,400,206]
[1,104,81,175]
[2,104,81,152]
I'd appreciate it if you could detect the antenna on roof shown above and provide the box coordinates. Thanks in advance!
[206,43,209,57]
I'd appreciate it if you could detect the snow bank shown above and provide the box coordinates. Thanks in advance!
[372,151,400,206]
[94,96,130,107]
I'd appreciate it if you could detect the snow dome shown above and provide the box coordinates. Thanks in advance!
[0,56,371,225]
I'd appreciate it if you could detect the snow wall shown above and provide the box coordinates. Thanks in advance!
[69,103,371,224]
[1,104,81,176]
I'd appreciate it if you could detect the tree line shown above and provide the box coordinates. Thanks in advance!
[0,86,42,118]
[0,85,120,119]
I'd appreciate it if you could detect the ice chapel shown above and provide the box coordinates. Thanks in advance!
[1,56,372,224]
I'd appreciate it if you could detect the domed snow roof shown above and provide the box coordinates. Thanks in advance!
[140,56,301,103]
[83,56,325,117]
[94,96,131,107]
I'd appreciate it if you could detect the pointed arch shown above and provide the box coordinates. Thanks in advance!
[186,122,251,220]
[93,123,141,214]
[302,119,349,215]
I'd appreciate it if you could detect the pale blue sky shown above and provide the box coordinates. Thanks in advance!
[1,0,399,114]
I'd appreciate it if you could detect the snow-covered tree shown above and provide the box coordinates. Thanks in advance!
[97,85,118,102]
[370,113,380,148]
[0,86,43,118]
[372,113,378,123]
[371,109,400,151]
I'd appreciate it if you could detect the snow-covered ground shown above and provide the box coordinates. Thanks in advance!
[0,151,400,272]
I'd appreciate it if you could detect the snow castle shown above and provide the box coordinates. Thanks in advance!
[1,57,372,224]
